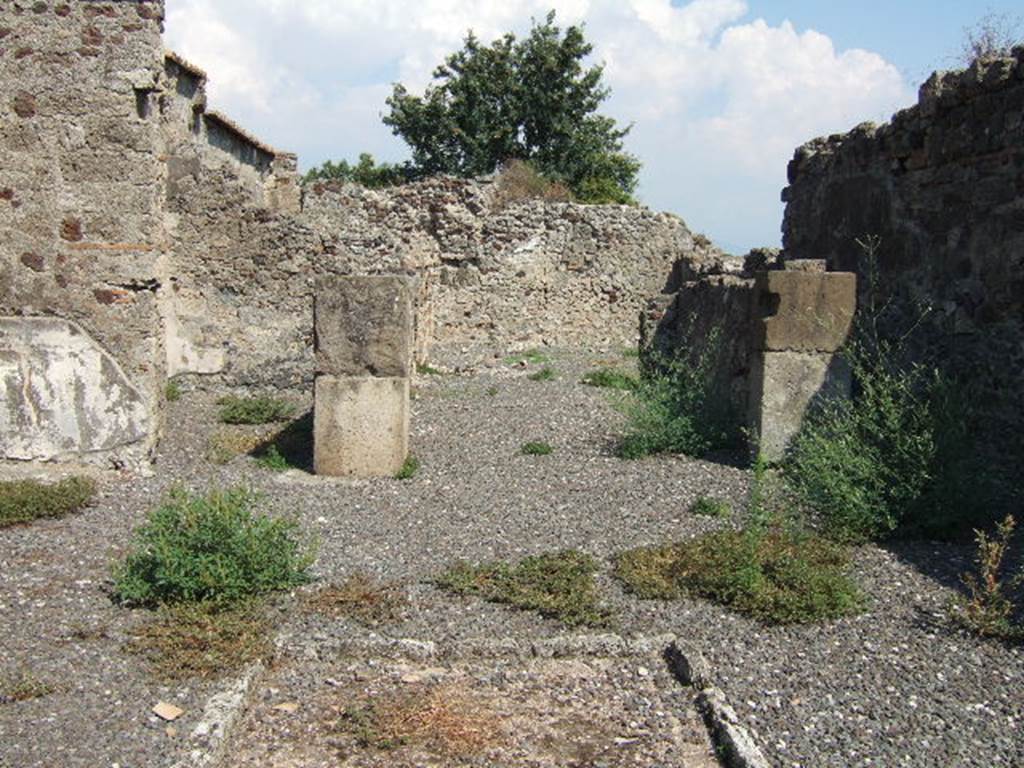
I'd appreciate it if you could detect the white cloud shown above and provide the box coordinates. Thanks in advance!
[163,0,915,249]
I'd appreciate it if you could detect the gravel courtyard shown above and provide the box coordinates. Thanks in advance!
[1,347,1021,768]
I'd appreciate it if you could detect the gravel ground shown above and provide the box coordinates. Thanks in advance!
[1,346,1022,768]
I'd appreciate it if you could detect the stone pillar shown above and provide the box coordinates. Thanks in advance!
[748,261,856,462]
[313,276,413,477]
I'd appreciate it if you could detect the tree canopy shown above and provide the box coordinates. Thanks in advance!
[383,11,640,203]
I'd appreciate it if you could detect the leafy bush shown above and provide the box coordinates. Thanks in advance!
[615,527,863,624]
[616,335,738,459]
[435,550,611,628]
[112,487,314,608]
[218,395,295,425]
[395,455,420,480]
[952,515,1023,642]
[520,441,553,456]
[580,369,638,391]
[0,477,96,528]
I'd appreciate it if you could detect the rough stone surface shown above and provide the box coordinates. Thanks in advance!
[0,317,150,460]
[754,270,855,353]
[782,51,1024,447]
[313,376,409,478]
[314,276,413,378]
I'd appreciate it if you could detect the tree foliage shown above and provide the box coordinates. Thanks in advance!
[383,11,639,203]
[303,152,411,188]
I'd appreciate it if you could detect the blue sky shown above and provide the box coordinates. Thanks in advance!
[165,1,1020,253]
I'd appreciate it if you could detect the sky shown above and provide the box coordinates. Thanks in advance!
[163,1,1021,253]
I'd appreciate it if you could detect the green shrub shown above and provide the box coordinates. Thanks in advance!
[580,369,638,391]
[615,527,863,624]
[690,496,731,518]
[112,487,314,608]
[254,445,291,472]
[616,335,738,459]
[218,395,294,425]
[395,455,420,480]
[435,550,611,628]
[165,379,182,402]
[520,441,553,456]
[952,515,1023,642]
[527,366,557,382]
[0,477,96,528]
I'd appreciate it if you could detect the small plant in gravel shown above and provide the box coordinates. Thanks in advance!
[615,330,739,460]
[165,378,182,402]
[306,573,407,626]
[614,527,863,624]
[0,476,96,528]
[341,685,501,755]
[395,455,420,480]
[0,671,57,705]
[254,445,292,472]
[112,486,314,609]
[690,496,731,518]
[580,368,638,391]
[217,394,295,425]
[520,441,553,456]
[435,550,612,628]
[527,366,557,382]
[504,349,550,366]
[416,362,445,376]
[126,601,272,680]
[952,515,1023,642]
[485,385,499,397]
[206,429,266,465]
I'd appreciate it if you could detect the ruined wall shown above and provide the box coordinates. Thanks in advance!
[782,50,1024,430]
[0,0,167,466]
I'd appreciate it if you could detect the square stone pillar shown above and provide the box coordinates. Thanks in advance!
[314,276,413,477]
[748,262,856,462]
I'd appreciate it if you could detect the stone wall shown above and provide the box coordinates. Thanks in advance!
[782,50,1024,434]
[0,0,167,467]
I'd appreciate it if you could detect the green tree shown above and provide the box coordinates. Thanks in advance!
[383,11,639,203]
[303,153,410,188]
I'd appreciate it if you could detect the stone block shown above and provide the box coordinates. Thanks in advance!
[0,316,150,460]
[313,375,409,477]
[753,270,855,353]
[749,350,851,463]
[314,275,413,377]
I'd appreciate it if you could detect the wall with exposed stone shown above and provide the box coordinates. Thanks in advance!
[781,49,1024,443]
[0,0,168,467]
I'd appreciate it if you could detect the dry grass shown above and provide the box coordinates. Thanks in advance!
[126,602,272,680]
[305,573,407,626]
[341,685,502,757]
[205,429,269,465]
[493,159,572,209]
[0,672,57,705]
[0,476,95,528]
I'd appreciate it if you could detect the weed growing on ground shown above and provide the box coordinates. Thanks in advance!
[952,515,1023,642]
[580,369,638,391]
[485,385,499,397]
[621,347,640,359]
[416,362,445,376]
[126,601,271,680]
[394,455,420,480]
[218,394,295,425]
[616,332,738,459]
[112,486,314,608]
[0,672,57,705]
[206,429,267,465]
[306,573,407,626]
[615,527,863,624]
[520,441,553,456]
[690,496,731,518]
[527,366,557,382]
[0,476,95,528]
[341,685,501,755]
[165,379,182,402]
[255,445,292,472]
[504,349,550,366]
[435,550,612,628]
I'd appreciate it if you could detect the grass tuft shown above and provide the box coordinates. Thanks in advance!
[416,362,445,376]
[254,445,292,472]
[615,527,863,624]
[218,394,294,425]
[527,366,557,382]
[504,349,550,366]
[126,601,271,680]
[112,486,314,609]
[520,441,553,456]
[580,369,638,391]
[395,455,420,480]
[0,477,95,528]
[306,573,407,626]
[165,379,182,402]
[435,550,611,628]
[0,672,57,705]
[690,496,731,518]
